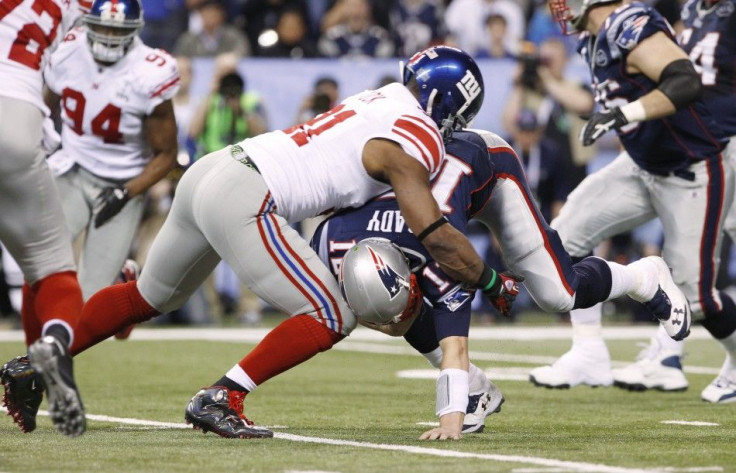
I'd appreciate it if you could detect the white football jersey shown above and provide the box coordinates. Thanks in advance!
[45,28,180,180]
[241,83,445,223]
[0,0,83,113]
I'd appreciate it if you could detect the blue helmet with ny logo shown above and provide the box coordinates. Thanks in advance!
[84,0,144,63]
[401,46,484,138]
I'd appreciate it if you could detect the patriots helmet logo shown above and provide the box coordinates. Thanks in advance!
[367,245,407,300]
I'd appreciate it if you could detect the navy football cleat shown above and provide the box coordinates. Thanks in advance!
[185,386,273,439]
[1,355,44,433]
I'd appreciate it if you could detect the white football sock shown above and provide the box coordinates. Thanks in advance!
[654,324,685,355]
[423,346,443,369]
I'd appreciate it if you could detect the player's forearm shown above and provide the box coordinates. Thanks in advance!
[124,151,177,197]
[422,226,485,286]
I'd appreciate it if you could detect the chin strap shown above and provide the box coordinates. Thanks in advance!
[439,115,467,140]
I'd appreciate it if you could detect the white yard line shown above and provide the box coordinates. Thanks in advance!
[0,407,714,473]
[661,420,720,427]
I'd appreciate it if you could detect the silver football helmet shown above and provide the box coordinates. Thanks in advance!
[339,238,422,325]
[548,0,619,34]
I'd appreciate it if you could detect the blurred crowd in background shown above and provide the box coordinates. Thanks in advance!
[2,0,733,328]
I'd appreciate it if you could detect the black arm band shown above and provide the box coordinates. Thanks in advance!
[656,58,702,109]
[416,216,449,241]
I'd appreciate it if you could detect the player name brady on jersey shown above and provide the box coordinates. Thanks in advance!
[44,28,180,179]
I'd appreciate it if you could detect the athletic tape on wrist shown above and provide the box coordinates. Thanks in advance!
[436,368,470,417]
[619,100,646,123]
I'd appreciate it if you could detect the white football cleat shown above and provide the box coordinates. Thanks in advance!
[529,341,613,389]
[641,256,691,341]
[701,356,736,403]
[612,338,688,392]
[462,375,504,434]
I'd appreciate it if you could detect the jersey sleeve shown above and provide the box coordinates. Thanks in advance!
[136,48,180,115]
[43,28,83,95]
[388,113,445,174]
[608,5,672,55]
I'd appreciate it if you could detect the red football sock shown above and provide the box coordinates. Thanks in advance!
[238,314,343,386]
[21,283,41,347]
[32,271,83,336]
[70,281,159,356]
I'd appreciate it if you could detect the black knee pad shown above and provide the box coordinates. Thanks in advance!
[572,257,612,309]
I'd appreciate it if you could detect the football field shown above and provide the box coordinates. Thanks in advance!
[0,325,734,473]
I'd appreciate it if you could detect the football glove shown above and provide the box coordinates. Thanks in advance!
[580,106,628,146]
[483,271,524,318]
[94,186,129,228]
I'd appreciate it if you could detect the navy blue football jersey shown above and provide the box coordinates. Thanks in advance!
[680,0,736,136]
[577,2,727,173]
[310,131,498,338]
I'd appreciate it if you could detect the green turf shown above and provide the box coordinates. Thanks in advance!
[0,332,734,473]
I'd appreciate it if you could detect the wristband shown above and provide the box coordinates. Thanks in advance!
[436,368,470,417]
[619,100,646,123]
[477,264,497,291]
[417,216,449,241]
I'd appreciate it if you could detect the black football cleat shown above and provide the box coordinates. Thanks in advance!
[1,355,44,433]
[184,386,273,439]
[28,336,86,437]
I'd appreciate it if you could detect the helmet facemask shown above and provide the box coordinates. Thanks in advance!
[84,3,143,63]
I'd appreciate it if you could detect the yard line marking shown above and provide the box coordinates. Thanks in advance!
[399,367,530,382]
[1,407,664,473]
[661,421,720,427]
[512,469,579,472]
[416,422,439,427]
[651,468,723,472]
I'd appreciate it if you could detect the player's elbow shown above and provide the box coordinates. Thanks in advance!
[657,59,703,109]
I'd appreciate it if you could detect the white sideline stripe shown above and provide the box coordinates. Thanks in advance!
[399,368,530,382]
[334,342,721,376]
[1,407,662,473]
[661,420,719,427]
[0,326,715,343]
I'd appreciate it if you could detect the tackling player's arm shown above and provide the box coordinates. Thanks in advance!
[362,138,484,286]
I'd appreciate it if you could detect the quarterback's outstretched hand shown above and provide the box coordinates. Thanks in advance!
[483,271,524,318]
[580,107,628,146]
[95,186,130,228]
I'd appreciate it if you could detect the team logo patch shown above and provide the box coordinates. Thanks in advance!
[440,285,472,312]
[595,49,608,67]
[616,16,649,50]
[717,1,734,17]
[367,246,407,300]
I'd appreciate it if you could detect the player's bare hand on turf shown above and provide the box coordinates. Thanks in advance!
[580,107,628,146]
[419,426,462,441]
[483,271,524,317]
